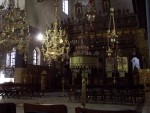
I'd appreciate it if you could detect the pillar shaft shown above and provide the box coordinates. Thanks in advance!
[146,0,150,67]
[15,51,27,68]
[14,51,27,83]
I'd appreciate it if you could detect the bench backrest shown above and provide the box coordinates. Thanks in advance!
[75,107,137,113]
[24,103,68,113]
[0,103,16,113]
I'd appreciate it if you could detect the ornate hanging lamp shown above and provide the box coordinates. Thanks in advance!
[106,7,118,57]
[86,0,96,30]
[86,0,96,22]
[70,0,98,108]
[0,0,31,54]
[41,0,70,62]
[74,0,83,21]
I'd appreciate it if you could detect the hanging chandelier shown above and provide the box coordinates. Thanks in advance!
[0,0,31,54]
[41,0,70,62]
[86,0,96,22]
[70,0,98,108]
[106,7,118,57]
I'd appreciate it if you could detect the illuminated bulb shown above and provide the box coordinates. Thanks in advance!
[37,33,43,41]
[60,39,63,43]
[110,7,114,12]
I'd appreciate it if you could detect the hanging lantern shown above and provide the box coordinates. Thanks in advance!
[74,0,83,20]
[86,0,96,22]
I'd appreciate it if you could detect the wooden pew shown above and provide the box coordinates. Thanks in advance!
[1,83,43,98]
[24,103,68,113]
[75,107,137,113]
[0,103,16,113]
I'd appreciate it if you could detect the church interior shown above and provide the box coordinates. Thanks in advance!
[0,0,150,113]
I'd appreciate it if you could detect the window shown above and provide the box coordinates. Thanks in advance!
[62,0,68,15]
[33,47,41,65]
[33,49,37,65]
[6,48,16,67]
[10,48,16,66]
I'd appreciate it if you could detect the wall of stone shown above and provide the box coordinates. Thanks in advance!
[25,0,134,32]
[25,0,55,32]
[24,0,135,66]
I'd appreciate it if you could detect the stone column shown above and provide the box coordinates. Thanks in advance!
[14,51,27,83]
[41,70,47,91]
[81,70,88,108]
[146,0,150,67]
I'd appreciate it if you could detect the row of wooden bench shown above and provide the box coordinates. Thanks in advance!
[67,84,146,104]
[0,83,44,98]
[0,103,139,113]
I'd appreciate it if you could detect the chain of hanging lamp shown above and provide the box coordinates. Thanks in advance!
[106,7,118,57]
[0,0,31,55]
[41,0,70,63]
[106,7,122,81]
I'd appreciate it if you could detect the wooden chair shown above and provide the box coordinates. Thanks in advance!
[103,85,113,103]
[24,103,68,113]
[75,107,137,113]
[67,85,81,102]
[134,85,146,104]
[0,103,16,113]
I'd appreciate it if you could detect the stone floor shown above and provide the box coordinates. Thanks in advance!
[0,91,150,113]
